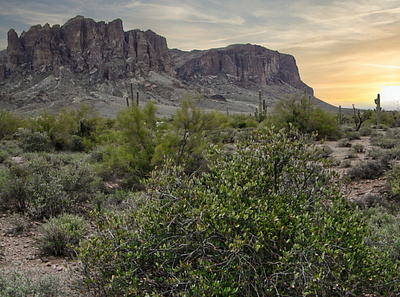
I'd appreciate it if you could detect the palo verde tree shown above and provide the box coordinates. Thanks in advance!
[269,94,340,139]
[103,101,157,184]
[154,97,226,173]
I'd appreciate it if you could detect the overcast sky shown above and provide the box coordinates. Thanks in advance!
[1,0,400,109]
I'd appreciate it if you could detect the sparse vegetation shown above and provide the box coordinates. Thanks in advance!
[35,213,88,258]
[0,267,63,297]
[1,101,400,295]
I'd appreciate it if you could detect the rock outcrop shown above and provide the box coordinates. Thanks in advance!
[0,16,323,117]
[172,44,313,95]
[5,16,175,79]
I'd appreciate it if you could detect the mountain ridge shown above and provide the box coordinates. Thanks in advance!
[0,16,336,117]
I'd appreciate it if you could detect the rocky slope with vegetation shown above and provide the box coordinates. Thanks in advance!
[0,16,336,118]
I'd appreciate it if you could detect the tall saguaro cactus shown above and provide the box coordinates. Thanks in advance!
[255,89,267,122]
[129,83,139,106]
[375,93,381,126]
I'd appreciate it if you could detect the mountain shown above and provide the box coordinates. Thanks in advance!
[0,16,336,117]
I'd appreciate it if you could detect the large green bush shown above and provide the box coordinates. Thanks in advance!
[269,94,341,140]
[79,128,397,296]
[0,109,23,140]
[0,153,101,218]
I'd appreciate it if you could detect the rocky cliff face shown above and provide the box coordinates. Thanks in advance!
[5,16,175,79]
[172,44,313,95]
[0,16,323,117]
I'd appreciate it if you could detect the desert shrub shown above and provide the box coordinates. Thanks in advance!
[337,138,351,147]
[69,135,85,151]
[154,98,225,173]
[341,159,352,168]
[352,143,364,153]
[345,152,357,159]
[388,146,400,160]
[316,144,333,158]
[387,163,400,199]
[346,131,361,140]
[372,137,398,149]
[347,158,390,180]
[25,105,106,151]
[79,128,397,296]
[0,150,7,163]
[36,213,87,258]
[0,267,63,297]
[359,125,372,136]
[17,129,53,152]
[270,94,341,140]
[229,114,258,129]
[364,207,400,261]
[0,154,101,218]
[101,102,157,186]
[371,129,400,149]
[6,213,32,235]
[354,193,388,209]
[340,124,356,133]
[368,148,384,160]
[0,109,23,140]
[0,139,23,156]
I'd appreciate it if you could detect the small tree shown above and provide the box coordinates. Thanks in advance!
[270,94,340,139]
[352,104,372,131]
[103,102,157,183]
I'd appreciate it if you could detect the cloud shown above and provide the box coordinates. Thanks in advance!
[361,63,400,70]
[125,1,244,25]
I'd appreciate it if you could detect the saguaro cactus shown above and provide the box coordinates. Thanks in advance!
[255,89,267,122]
[375,93,381,126]
[130,83,140,106]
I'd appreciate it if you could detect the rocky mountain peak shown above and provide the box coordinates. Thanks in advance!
[0,16,324,117]
[4,15,175,79]
[172,43,313,95]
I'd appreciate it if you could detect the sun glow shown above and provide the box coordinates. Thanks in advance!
[379,85,400,110]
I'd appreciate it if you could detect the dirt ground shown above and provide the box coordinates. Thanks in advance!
[318,135,388,203]
[0,213,84,295]
[0,135,389,295]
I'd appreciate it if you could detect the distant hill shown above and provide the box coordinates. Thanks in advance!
[0,16,337,117]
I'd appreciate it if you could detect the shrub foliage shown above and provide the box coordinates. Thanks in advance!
[79,128,396,296]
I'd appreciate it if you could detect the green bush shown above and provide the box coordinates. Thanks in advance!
[316,144,333,158]
[387,163,400,199]
[359,125,372,136]
[371,128,400,149]
[229,114,258,129]
[7,213,32,235]
[0,109,23,140]
[337,138,351,147]
[36,213,87,258]
[0,267,63,297]
[352,143,364,153]
[79,128,397,296]
[364,207,400,261]
[0,154,101,218]
[17,129,53,152]
[0,150,7,163]
[347,159,389,180]
[269,94,341,140]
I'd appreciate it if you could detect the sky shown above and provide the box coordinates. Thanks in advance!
[1,0,400,110]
